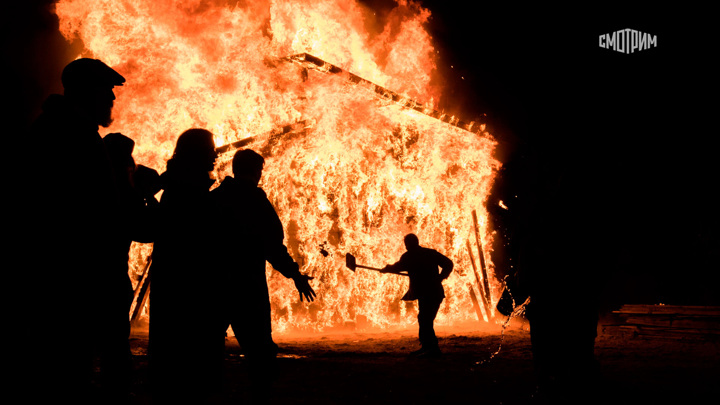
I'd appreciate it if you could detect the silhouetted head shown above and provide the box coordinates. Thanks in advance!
[170,128,217,173]
[404,233,420,251]
[62,58,125,128]
[231,149,264,186]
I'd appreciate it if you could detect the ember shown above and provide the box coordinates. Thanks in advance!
[55,0,501,333]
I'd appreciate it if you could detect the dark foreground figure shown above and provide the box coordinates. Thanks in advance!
[492,146,601,404]
[210,148,315,402]
[148,128,225,404]
[101,132,159,402]
[383,233,453,357]
[24,58,132,404]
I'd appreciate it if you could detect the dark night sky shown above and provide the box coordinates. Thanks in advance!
[7,2,716,309]
[417,3,716,308]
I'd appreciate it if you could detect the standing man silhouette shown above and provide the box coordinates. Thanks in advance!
[209,148,315,401]
[383,233,453,357]
[27,58,128,403]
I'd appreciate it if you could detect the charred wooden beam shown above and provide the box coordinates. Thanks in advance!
[467,240,491,322]
[467,283,485,323]
[472,210,493,318]
[215,120,309,155]
[453,261,486,323]
[130,254,152,324]
[283,53,487,135]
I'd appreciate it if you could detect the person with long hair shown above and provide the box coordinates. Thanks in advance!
[148,128,223,404]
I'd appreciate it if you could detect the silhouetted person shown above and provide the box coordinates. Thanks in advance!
[382,233,453,357]
[209,148,315,400]
[26,58,126,404]
[148,128,223,404]
[104,132,160,246]
[94,132,159,402]
[522,176,600,405]
[492,146,600,404]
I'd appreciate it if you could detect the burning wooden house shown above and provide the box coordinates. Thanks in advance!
[55,0,502,333]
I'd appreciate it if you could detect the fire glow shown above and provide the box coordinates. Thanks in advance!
[55,0,501,333]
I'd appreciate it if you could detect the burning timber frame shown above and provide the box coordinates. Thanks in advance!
[215,53,488,155]
[283,53,487,134]
[132,53,496,326]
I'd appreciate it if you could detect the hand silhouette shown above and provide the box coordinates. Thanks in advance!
[293,274,316,302]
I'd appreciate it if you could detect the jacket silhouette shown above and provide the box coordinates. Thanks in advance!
[384,234,453,356]
[209,149,314,359]
[209,148,315,403]
[148,128,223,403]
[26,58,128,403]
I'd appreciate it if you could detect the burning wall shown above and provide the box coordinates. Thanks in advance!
[55,0,501,332]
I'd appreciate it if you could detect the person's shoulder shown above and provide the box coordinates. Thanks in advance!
[212,176,233,191]
[208,179,226,202]
[254,186,269,200]
[210,176,249,203]
[399,250,416,262]
[422,246,449,259]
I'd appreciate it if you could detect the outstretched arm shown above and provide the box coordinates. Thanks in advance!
[257,189,317,301]
[381,260,409,275]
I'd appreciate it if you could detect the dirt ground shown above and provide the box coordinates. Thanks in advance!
[119,318,720,405]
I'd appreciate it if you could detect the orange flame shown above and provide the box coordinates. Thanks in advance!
[55,0,501,333]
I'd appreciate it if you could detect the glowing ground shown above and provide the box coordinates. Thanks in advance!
[119,321,720,404]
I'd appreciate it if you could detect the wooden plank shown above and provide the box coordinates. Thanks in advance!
[600,325,640,337]
[604,303,720,340]
[472,210,493,317]
[467,283,487,322]
[130,255,152,324]
[284,53,488,136]
[634,327,720,340]
[620,317,720,330]
[672,319,720,330]
[623,316,674,328]
[129,254,152,322]
[215,121,308,155]
[604,324,720,340]
[466,240,490,321]
[614,305,720,316]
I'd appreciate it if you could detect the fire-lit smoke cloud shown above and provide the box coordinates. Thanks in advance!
[55,0,501,332]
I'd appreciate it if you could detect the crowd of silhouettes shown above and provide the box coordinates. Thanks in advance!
[21,57,599,404]
[21,58,317,404]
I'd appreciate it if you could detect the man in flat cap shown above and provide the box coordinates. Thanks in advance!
[27,58,131,403]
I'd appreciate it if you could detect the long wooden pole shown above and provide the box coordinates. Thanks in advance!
[472,210,493,319]
[284,53,486,135]
[453,264,485,322]
[214,120,308,155]
[467,283,485,322]
[466,240,490,322]
[130,254,152,323]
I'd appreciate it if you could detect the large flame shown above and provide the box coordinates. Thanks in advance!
[55,0,501,333]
